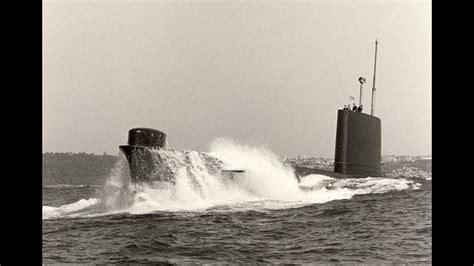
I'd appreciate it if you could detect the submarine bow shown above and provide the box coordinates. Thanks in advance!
[119,128,228,184]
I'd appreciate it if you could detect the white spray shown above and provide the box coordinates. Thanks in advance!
[42,138,420,219]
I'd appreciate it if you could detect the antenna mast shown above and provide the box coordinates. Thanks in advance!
[371,39,378,116]
[358,77,366,107]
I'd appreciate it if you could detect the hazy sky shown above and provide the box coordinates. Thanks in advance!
[43,0,431,158]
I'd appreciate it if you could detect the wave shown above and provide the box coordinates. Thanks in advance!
[43,184,100,189]
[43,139,421,219]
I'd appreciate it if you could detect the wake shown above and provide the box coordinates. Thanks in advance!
[43,138,420,219]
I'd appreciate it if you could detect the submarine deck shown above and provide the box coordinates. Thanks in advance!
[293,165,365,180]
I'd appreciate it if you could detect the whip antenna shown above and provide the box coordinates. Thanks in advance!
[371,39,378,116]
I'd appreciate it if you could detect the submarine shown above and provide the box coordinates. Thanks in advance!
[119,40,382,183]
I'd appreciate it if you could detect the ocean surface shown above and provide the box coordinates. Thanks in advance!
[43,140,431,264]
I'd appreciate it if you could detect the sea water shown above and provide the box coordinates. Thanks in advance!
[43,138,431,263]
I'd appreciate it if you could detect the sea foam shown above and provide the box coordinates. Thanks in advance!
[42,139,420,219]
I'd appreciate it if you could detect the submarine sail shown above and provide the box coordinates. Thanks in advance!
[333,110,381,176]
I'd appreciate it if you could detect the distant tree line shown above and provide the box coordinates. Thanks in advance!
[382,159,432,174]
[43,152,119,185]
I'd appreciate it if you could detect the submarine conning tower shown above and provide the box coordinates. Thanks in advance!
[333,39,381,177]
[333,110,381,177]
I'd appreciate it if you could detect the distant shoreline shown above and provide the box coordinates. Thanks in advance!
[43,153,119,186]
[42,152,431,186]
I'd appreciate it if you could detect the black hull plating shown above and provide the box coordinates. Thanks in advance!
[119,146,163,183]
[292,110,382,179]
[119,145,225,184]
[334,110,382,177]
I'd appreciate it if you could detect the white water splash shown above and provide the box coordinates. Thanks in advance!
[42,139,421,219]
[42,198,99,219]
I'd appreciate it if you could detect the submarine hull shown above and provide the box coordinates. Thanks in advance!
[119,145,169,184]
[293,165,363,181]
[120,145,226,184]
